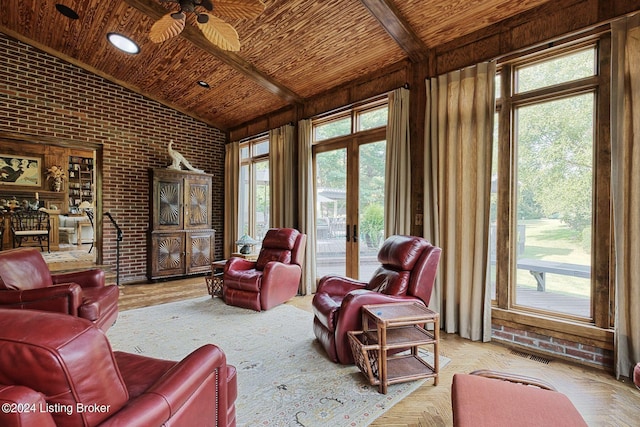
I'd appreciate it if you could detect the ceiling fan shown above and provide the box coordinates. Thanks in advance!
[149,0,265,51]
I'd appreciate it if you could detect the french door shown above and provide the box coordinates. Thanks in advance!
[314,132,386,280]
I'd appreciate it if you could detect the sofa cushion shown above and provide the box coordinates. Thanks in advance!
[0,309,128,426]
[0,248,53,290]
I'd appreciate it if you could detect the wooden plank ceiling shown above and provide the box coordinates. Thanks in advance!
[0,0,553,131]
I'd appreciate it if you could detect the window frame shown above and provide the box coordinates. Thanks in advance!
[492,33,613,346]
[238,134,270,244]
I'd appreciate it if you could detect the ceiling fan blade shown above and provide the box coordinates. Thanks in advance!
[212,0,266,20]
[149,12,186,43]
[197,13,241,51]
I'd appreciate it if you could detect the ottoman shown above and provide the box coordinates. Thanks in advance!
[451,370,587,427]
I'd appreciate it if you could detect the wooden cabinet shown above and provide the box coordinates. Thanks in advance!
[147,168,215,280]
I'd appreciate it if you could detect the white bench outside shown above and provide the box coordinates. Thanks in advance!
[516,258,590,292]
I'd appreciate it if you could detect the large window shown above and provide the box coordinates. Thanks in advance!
[238,136,269,247]
[492,37,611,332]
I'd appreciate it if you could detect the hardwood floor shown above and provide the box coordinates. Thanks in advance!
[118,277,639,427]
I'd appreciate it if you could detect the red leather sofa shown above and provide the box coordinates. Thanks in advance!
[0,247,118,331]
[634,363,640,389]
[0,308,237,427]
[313,234,441,364]
[224,228,306,311]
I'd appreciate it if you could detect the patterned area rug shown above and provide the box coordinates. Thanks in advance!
[107,296,450,427]
[41,246,95,265]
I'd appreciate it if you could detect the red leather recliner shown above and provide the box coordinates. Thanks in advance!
[0,308,237,427]
[0,247,118,331]
[313,235,441,364]
[223,228,307,311]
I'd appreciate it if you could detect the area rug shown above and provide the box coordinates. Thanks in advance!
[107,296,450,427]
[41,246,95,264]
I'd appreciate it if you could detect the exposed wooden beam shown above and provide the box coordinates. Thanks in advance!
[124,0,303,105]
[359,0,429,62]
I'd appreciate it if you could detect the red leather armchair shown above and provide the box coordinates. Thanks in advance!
[223,228,306,311]
[0,308,237,427]
[0,247,118,331]
[313,235,441,364]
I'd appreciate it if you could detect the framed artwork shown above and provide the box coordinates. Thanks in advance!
[0,154,42,186]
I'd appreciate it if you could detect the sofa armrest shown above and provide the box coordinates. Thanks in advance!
[101,345,232,427]
[260,262,300,287]
[336,290,422,340]
[0,384,56,427]
[0,283,83,315]
[316,275,367,295]
[224,257,257,272]
[52,269,105,288]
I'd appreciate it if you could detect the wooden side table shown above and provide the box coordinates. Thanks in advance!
[205,259,227,298]
[359,301,440,394]
[231,252,258,261]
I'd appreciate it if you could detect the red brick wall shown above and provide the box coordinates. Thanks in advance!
[492,324,614,369]
[0,34,226,283]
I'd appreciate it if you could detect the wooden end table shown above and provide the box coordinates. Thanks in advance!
[361,301,440,394]
[205,259,227,297]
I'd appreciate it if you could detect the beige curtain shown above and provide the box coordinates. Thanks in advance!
[223,141,240,259]
[611,14,640,380]
[424,62,495,341]
[269,124,296,228]
[298,119,317,294]
[385,87,412,236]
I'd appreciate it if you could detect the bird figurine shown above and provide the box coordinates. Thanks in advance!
[167,140,204,173]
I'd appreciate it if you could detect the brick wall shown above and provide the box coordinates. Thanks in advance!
[0,34,226,283]
[492,324,614,369]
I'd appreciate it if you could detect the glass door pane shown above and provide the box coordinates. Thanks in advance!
[358,141,386,280]
[315,148,347,278]
[514,94,593,318]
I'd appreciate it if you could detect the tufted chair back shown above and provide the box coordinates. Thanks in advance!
[255,228,303,270]
[366,235,439,306]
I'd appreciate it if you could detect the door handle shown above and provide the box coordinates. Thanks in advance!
[353,224,358,243]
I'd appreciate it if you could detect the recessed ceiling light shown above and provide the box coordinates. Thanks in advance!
[107,33,140,55]
[55,4,79,20]
[197,81,210,88]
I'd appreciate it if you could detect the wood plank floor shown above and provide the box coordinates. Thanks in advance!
[118,276,639,427]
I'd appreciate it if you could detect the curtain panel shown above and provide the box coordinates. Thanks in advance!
[385,87,413,237]
[297,119,317,294]
[424,62,496,342]
[224,141,240,259]
[269,124,296,229]
[611,14,640,379]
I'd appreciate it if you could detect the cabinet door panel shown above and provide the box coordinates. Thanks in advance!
[186,231,214,274]
[150,232,185,278]
[154,180,182,229]
[185,175,212,229]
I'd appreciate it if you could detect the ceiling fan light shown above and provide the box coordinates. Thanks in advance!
[197,13,209,24]
[107,33,140,54]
